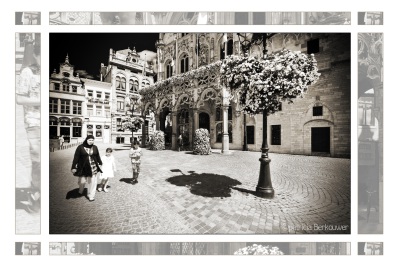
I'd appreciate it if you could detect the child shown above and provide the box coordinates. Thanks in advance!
[129,140,142,184]
[98,148,116,192]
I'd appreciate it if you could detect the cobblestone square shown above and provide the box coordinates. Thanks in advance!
[50,143,350,234]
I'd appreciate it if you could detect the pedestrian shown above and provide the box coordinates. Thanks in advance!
[16,34,41,213]
[129,140,142,184]
[71,135,103,201]
[98,148,117,192]
[178,134,183,151]
[59,135,64,147]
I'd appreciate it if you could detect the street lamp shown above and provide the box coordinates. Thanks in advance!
[237,33,253,152]
[238,32,275,198]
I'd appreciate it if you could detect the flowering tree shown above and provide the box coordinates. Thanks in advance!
[220,49,320,115]
[121,115,144,141]
[234,244,284,255]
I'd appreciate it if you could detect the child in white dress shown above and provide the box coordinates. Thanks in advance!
[98,148,116,192]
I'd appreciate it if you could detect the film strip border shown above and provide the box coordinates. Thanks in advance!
[15,32,41,234]
[357,33,383,234]
[48,12,352,25]
[14,242,385,255]
[14,11,384,26]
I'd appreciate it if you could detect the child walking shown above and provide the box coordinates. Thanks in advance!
[98,148,117,192]
[129,140,142,184]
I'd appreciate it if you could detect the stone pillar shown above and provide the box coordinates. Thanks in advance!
[171,111,177,150]
[193,108,199,145]
[221,105,230,154]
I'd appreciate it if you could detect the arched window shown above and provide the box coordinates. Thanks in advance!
[129,79,134,93]
[116,76,126,92]
[180,54,189,74]
[166,61,173,78]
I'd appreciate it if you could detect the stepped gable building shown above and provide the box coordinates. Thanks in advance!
[49,55,112,145]
[140,33,350,158]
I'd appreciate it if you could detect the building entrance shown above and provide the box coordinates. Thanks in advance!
[199,112,210,132]
[311,127,330,154]
[60,127,70,143]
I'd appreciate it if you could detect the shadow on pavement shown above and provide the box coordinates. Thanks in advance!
[119,178,136,184]
[231,187,259,198]
[66,188,86,199]
[166,171,241,198]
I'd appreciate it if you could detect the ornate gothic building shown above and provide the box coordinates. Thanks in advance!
[140,33,350,157]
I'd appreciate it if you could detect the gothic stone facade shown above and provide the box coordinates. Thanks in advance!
[144,33,350,158]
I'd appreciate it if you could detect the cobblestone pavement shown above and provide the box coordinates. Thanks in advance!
[50,143,350,234]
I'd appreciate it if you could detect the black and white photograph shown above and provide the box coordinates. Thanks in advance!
[15,32,41,234]
[49,32,351,234]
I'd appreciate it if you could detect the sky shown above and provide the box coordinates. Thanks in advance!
[50,33,160,79]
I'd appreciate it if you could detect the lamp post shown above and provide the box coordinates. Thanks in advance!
[238,32,275,198]
[237,33,253,152]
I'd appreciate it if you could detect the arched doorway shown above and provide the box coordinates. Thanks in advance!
[160,107,172,146]
[199,112,210,132]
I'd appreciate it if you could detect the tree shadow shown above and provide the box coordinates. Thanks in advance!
[66,188,86,199]
[166,170,241,198]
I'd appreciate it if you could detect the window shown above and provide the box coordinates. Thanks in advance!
[117,98,125,112]
[116,76,126,92]
[180,54,189,73]
[166,61,173,78]
[307,39,320,54]
[62,83,69,92]
[60,99,70,114]
[215,106,232,121]
[72,101,81,115]
[313,106,323,116]
[50,98,58,113]
[96,92,102,99]
[129,80,134,93]
[72,122,82,137]
[105,107,111,117]
[116,118,123,131]
[53,83,60,91]
[87,105,93,116]
[358,97,375,126]
[72,85,77,93]
[246,125,255,144]
[87,90,93,97]
[253,12,266,25]
[96,125,102,137]
[96,105,102,116]
[87,124,93,136]
[216,122,232,143]
[105,93,110,101]
[271,125,281,145]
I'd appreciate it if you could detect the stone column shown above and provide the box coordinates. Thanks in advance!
[193,108,199,146]
[171,111,177,150]
[221,105,230,154]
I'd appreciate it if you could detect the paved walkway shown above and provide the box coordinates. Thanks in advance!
[50,143,350,234]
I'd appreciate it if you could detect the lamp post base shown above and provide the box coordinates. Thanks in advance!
[256,152,274,199]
